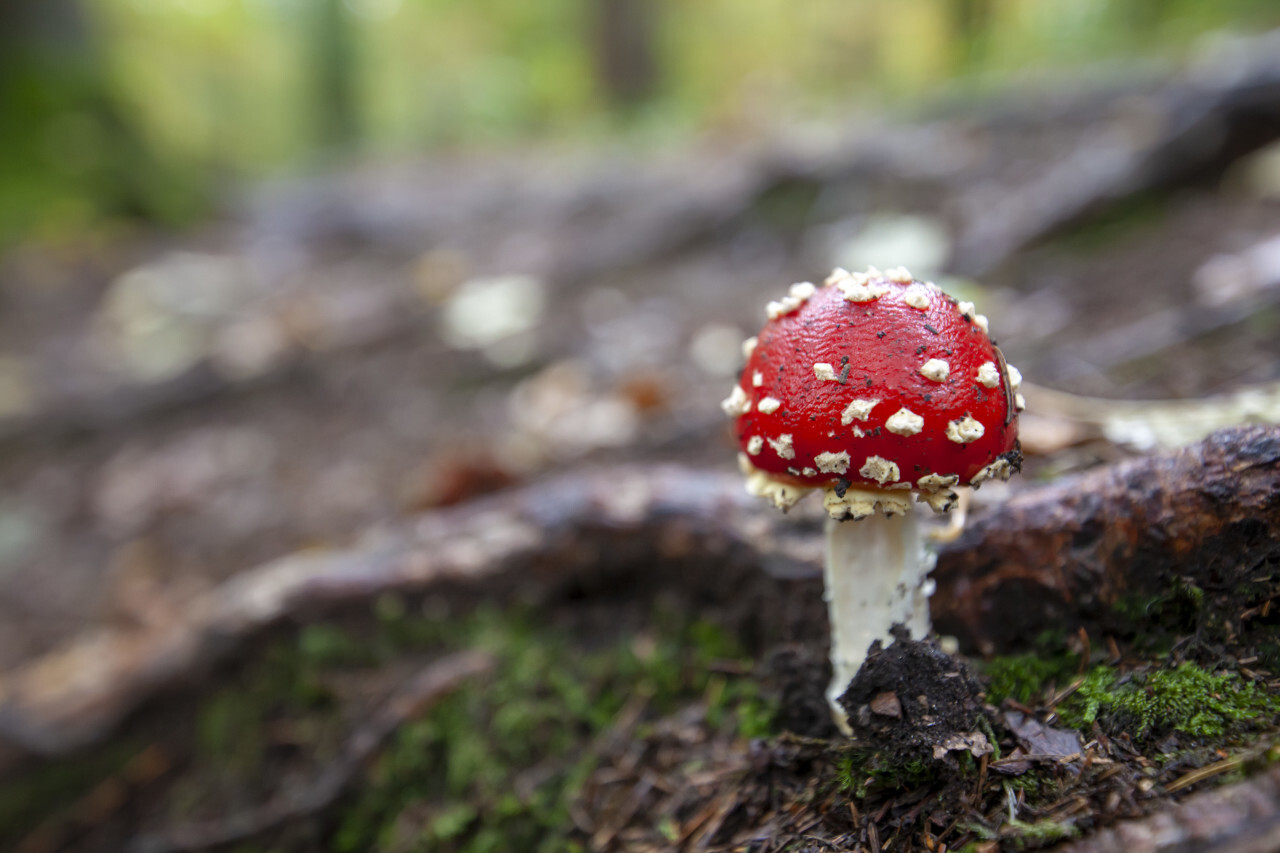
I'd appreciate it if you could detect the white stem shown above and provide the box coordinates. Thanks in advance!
[824,502,936,735]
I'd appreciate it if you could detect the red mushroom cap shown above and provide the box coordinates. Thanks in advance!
[724,268,1021,515]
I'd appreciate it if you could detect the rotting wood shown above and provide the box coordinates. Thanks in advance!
[0,425,1277,768]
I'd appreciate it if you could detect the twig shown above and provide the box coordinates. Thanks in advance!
[1166,756,1245,794]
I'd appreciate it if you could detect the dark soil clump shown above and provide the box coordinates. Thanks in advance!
[840,627,991,766]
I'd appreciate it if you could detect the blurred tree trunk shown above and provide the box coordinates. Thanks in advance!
[313,0,360,152]
[0,0,93,141]
[591,0,660,110]
[0,0,86,53]
[0,0,202,231]
[950,0,993,71]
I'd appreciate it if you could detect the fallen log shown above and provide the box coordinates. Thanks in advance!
[932,423,1280,653]
[0,425,1276,766]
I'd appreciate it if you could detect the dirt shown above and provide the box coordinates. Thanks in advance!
[840,629,990,767]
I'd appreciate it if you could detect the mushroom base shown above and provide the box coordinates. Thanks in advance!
[824,500,936,735]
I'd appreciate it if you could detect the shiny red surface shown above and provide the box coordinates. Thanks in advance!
[734,277,1018,489]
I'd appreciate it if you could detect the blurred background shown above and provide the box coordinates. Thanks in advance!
[3,0,1280,679]
[4,0,1280,657]
[4,0,1280,242]
[4,1,1280,849]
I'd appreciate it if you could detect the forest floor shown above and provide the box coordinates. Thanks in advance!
[2,41,1280,852]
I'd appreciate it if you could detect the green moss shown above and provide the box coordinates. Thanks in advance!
[2,596,771,851]
[1005,817,1080,845]
[330,604,773,852]
[981,653,1077,706]
[1108,580,1207,655]
[968,811,1079,848]
[1109,592,1163,626]
[1060,663,1280,742]
[833,748,951,800]
[1006,769,1053,799]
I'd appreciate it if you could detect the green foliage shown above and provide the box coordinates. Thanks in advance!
[1060,663,1280,742]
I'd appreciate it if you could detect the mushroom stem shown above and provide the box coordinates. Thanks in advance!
[824,498,936,734]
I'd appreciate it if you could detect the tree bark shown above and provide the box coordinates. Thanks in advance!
[931,425,1280,654]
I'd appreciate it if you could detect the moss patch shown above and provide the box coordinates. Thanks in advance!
[0,595,775,851]
[981,652,1078,706]
[331,602,774,851]
[1060,663,1280,743]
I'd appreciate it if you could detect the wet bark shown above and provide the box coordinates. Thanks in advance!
[931,424,1280,654]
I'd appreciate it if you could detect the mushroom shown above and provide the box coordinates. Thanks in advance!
[723,268,1023,732]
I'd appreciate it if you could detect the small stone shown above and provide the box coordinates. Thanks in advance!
[870,691,902,718]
